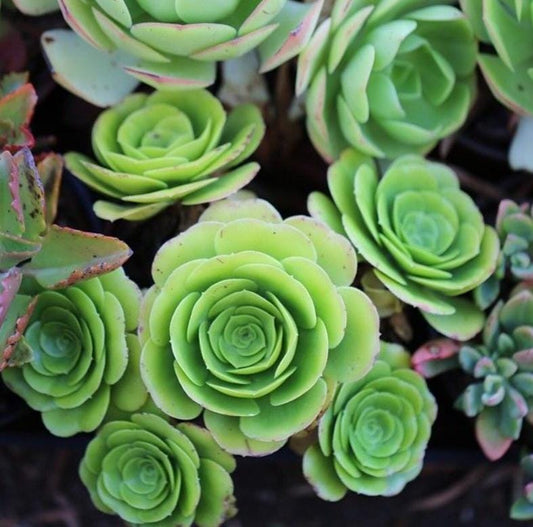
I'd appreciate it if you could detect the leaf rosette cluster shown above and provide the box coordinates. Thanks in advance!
[460,0,533,115]
[303,342,437,498]
[80,413,237,527]
[296,0,477,161]
[455,283,533,460]
[141,196,380,456]
[54,0,323,89]
[2,268,142,436]
[511,453,533,520]
[65,89,265,221]
[309,152,500,339]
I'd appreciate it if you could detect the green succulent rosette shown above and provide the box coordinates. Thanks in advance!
[140,196,380,456]
[459,0,533,115]
[65,90,265,222]
[52,0,322,91]
[296,0,477,162]
[511,453,533,520]
[455,283,533,460]
[80,413,237,527]
[1,268,142,436]
[476,199,533,309]
[303,341,437,499]
[309,152,500,340]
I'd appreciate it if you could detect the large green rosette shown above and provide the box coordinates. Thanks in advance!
[309,152,500,340]
[303,342,437,499]
[2,268,142,436]
[140,196,380,456]
[65,89,265,221]
[297,0,477,161]
[80,413,237,527]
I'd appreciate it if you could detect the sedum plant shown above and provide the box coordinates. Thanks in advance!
[140,195,380,456]
[309,151,500,340]
[296,0,477,162]
[303,341,437,498]
[80,413,237,527]
[0,72,37,152]
[453,283,533,460]
[40,0,323,106]
[65,89,265,221]
[476,199,533,309]
[511,452,533,520]
[0,148,131,370]
[459,0,533,116]
[1,268,143,436]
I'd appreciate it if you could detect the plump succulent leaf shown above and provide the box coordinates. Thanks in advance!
[12,0,59,15]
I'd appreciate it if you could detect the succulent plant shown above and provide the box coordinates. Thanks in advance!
[11,0,59,15]
[41,0,323,107]
[1,268,142,436]
[303,341,437,499]
[476,199,533,309]
[0,148,131,370]
[296,0,477,162]
[459,0,533,115]
[511,452,533,520]
[0,72,36,152]
[80,413,237,527]
[453,283,533,460]
[65,90,265,221]
[140,195,380,456]
[309,152,500,339]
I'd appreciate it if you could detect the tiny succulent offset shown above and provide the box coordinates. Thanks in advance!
[1,268,142,436]
[454,283,533,460]
[41,0,323,105]
[511,453,533,520]
[65,89,265,221]
[309,151,500,340]
[0,148,131,369]
[296,0,477,161]
[476,199,533,309]
[140,196,380,456]
[303,341,437,499]
[80,413,237,527]
[459,0,533,115]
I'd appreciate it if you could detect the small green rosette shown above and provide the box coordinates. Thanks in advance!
[309,152,500,340]
[65,89,265,221]
[297,0,477,161]
[460,0,533,115]
[140,196,380,456]
[303,342,437,499]
[80,413,237,527]
[2,268,142,436]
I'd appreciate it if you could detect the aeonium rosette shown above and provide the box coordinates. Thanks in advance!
[80,413,237,527]
[303,341,437,498]
[2,268,142,436]
[296,0,477,161]
[65,89,265,221]
[309,152,500,340]
[140,196,380,456]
